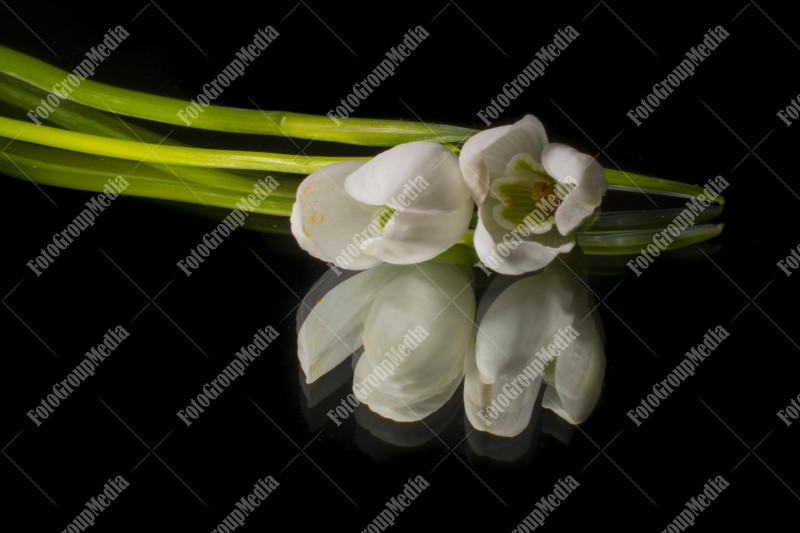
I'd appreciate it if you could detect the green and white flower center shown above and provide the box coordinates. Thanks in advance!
[371,205,397,232]
[490,154,563,233]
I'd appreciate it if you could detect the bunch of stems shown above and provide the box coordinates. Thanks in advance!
[0,45,723,257]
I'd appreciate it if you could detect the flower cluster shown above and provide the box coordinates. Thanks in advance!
[291,115,607,274]
[292,115,608,437]
[297,259,605,437]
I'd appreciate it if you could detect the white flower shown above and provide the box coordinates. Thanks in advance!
[541,311,605,425]
[464,262,605,437]
[297,262,475,422]
[291,142,474,269]
[460,115,607,275]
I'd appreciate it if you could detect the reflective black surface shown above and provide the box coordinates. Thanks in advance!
[1,1,798,531]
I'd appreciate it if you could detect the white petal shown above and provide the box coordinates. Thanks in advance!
[473,270,576,382]
[464,270,578,437]
[364,200,474,264]
[504,153,547,178]
[297,265,396,383]
[290,200,326,260]
[353,387,462,448]
[541,143,607,235]
[459,115,549,204]
[542,315,606,425]
[354,263,475,422]
[474,200,575,275]
[459,124,512,204]
[464,336,542,438]
[291,161,384,270]
[360,372,464,422]
[344,142,470,212]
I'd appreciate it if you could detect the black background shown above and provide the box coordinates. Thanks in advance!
[1,1,799,531]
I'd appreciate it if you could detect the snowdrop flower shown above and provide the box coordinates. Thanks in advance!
[464,262,605,437]
[460,115,607,275]
[297,262,475,422]
[291,142,474,270]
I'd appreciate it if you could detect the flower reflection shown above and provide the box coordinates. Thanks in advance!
[295,253,606,455]
[297,261,475,421]
[465,260,605,437]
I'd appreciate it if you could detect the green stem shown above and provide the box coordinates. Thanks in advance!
[0,74,304,196]
[0,115,727,201]
[0,45,476,146]
[604,169,725,204]
[0,116,365,173]
[577,224,724,255]
[0,73,172,143]
[3,142,723,254]
[586,204,724,231]
[1,143,294,215]
[5,142,299,198]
